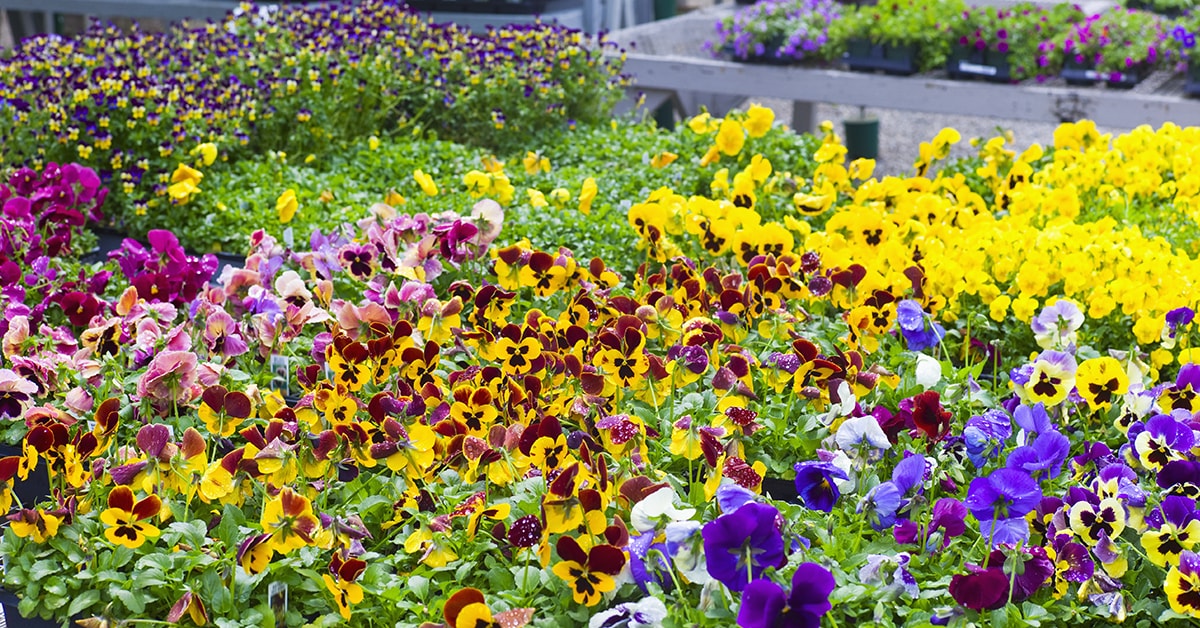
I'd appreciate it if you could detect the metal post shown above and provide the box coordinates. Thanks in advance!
[791,100,815,134]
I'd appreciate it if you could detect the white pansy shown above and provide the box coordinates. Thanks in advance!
[915,353,942,388]
[630,487,696,533]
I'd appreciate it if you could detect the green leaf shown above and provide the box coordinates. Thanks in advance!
[408,575,430,600]
[68,589,102,616]
[42,577,66,597]
[226,369,253,381]
[113,587,146,614]
[17,595,38,618]
[28,559,59,582]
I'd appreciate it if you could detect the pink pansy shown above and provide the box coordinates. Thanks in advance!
[398,281,436,304]
[252,314,281,359]
[137,350,200,406]
[335,301,390,340]
[9,356,57,396]
[196,362,225,387]
[282,301,329,341]
[274,270,312,306]
[219,265,262,298]
[64,387,94,414]
[470,199,504,248]
[3,315,29,358]
[204,310,249,358]
[0,368,39,420]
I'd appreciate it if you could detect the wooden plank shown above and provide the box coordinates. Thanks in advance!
[617,53,1200,128]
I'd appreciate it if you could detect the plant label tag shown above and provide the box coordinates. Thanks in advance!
[269,355,291,396]
[957,61,997,76]
[269,581,287,627]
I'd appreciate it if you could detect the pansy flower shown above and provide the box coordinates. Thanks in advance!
[1162,364,1200,414]
[1133,413,1194,472]
[551,535,626,607]
[1142,496,1200,567]
[100,485,162,549]
[590,597,666,628]
[1022,350,1077,407]
[1075,357,1129,412]
[1007,430,1070,481]
[260,487,319,555]
[322,552,367,620]
[1159,460,1200,499]
[443,588,533,628]
[738,562,835,628]
[404,520,459,569]
[7,507,61,544]
[1069,497,1126,547]
[910,390,952,446]
[0,368,38,420]
[1046,534,1094,599]
[965,468,1041,546]
[198,385,253,438]
[702,501,784,592]
[896,299,945,352]
[165,592,208,626]
[858,553,918,599]
[948,562,1009,611]
[793,460,848,513]
[1166,550,1200,618]
[963,409,1012,468]
[1031,299,1083,350]
[1167,306,1195,338]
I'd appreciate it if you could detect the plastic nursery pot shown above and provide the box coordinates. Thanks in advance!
[761,477,802,504]
[0,444,50,508]
[654,0,676,20]
[209,251,247,287]
[0,589,62,628]
[1186,59,1200,97]
[843,117,880,161]
[80,226,133,265]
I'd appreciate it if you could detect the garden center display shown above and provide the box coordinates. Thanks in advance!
[9,1,1200,627]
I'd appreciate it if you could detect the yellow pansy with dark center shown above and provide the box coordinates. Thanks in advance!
[1143,519,1200,568]
[1068,498,1125,546]
[1075,357,1129,412]
[550,535,626,607]
[1166,551,1200,618]
[100,485,161,549]
[496,337,540,375]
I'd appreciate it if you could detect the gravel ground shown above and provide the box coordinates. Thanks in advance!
[751,97,1131,176]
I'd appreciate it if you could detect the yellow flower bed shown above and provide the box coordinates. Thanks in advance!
[629,109,1200,355]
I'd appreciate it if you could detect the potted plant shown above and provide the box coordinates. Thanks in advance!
[710,0,844,65]
[1054,7,1174,88]
[1172,18,1200,96]
[946,2,1083,83]
[830,0,966,75]
[1123,0,1194,19]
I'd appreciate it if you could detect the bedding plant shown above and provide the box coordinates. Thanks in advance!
[708,0,844,63]
[0,0,628,241]
[828,0,967,73]
[7,104,1200,628]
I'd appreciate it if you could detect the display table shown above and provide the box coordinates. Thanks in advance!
[608,5,1200,132]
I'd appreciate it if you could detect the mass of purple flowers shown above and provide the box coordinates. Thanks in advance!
[709,0,842,63]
